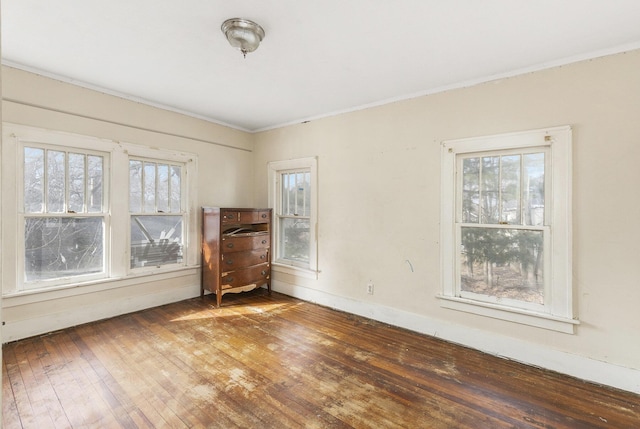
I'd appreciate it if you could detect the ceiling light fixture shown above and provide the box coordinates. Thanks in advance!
[221,18,265,58]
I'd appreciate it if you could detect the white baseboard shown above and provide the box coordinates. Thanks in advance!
[3,284,199,342]
[272,280,640,395]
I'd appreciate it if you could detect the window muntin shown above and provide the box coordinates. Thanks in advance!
[129,159,185,269]
[22,145,107,285]
[461,152,545,226]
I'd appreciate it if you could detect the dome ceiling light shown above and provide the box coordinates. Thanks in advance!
[221,18,265,58]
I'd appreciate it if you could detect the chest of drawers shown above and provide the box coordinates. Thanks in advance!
[201,207,272,306]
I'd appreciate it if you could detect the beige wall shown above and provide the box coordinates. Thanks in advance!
[1,66,256,340]
[253,50,640,386]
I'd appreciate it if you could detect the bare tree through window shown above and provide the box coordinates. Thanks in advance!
[23,146,105,282]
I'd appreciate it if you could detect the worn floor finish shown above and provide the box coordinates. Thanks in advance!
[3,291,639,428]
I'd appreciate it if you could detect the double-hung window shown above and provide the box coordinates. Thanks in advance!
[22,145,108,287]
[440,126,576,333]
[268,157,318,276]
[129,158,185,269]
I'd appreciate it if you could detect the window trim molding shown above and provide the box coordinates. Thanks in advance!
[267,157,318,274]
[439,126,576,333]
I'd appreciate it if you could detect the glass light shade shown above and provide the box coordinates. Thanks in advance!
[221,18,265,57]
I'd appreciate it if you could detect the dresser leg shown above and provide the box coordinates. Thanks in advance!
[216,292,222,307]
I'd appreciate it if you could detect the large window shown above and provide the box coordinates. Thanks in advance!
[440,126,576,333]
[22,145,107,286]
[268,157,318,275]
[2,123,198,294]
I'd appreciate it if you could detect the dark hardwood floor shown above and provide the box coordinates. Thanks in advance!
[3,290,639,428]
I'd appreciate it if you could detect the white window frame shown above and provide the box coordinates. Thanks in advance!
[1,123,198,295]
[439,126,577,333]
[268,157,318,278]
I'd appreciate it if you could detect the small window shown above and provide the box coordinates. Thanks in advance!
[268,157,318,275]
[129,159,185,269]
[22,145,108,286]
[440,126,576,333]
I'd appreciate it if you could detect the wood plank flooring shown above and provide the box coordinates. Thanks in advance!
[3,290,639,428]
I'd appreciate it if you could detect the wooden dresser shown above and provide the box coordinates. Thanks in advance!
[201,207,272,306]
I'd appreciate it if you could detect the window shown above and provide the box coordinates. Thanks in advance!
[268,157,318,276]
[2,123,198,294]
[440,126,576,333]
[129,159,184,269]
[22,145,108,286]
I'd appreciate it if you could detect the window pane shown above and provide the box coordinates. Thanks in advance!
[500,155,521,224]
[143,162,156,213]
[524,153,545,226]
[281,171,310,216]
[281,172,292,215]
[87,155,103,213]
[170,166,181,213]
[130,215,183,268]
[460,227,544,304]
[300,172,311,217]
[157,164,169,213]
[68,153,85,213]
[462,157,479,223]
[279,217,310,264]
[24,147,45,213]
[481,156,500,224]
[25,217,104,282]
[47,150,65,213]
[129,160,142,213]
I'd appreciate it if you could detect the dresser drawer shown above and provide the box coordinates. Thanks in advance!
[221,210,271,225]
[221,211,240,224]
[239,210,271,224]
[221,264,270,288]
[222,233,270,253]
[221,249,269,270]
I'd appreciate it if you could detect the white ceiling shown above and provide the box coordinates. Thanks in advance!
[3,1,640,132]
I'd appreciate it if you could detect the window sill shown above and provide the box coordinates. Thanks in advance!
[2,266,200,306]
[437,295,579,334]
[272,263,318,280]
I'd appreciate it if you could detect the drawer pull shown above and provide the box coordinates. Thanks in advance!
[225,277,234,282]
[261,270,267,276]
[261,213,267,218]
[260,254,266,259]
[226,243,234,248]
[261,240,267,244]
[225,259,234,265]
